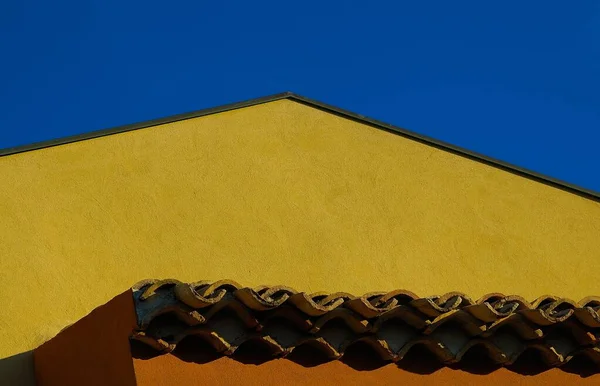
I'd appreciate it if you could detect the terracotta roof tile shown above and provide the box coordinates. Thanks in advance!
[131,279,600,368]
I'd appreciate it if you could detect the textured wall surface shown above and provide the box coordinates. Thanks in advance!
[1,99,599,359]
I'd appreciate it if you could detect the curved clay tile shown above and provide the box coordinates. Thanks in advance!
[131,279,600,369]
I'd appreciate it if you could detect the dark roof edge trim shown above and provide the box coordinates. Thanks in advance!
[0,92,292,157]
[1,91,598,201]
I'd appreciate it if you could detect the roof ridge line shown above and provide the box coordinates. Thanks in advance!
[1,92,598,201]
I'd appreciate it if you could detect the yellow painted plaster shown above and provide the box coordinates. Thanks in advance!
[1,99,599,358]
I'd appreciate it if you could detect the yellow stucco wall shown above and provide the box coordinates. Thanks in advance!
[1,99,599,358]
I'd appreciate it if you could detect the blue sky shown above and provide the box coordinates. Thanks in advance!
[1,1,599,192]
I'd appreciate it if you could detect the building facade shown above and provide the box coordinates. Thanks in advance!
[1,93,599,384]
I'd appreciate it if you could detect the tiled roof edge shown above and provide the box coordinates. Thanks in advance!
[131,279,600,369]
[1,91,598,201]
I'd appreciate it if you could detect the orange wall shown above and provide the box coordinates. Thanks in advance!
[34,290,137,386]
[133,354,599,386]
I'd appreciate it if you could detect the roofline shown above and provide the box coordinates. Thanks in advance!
[1,91,598,202]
